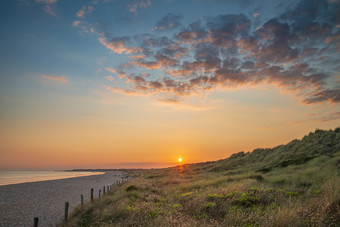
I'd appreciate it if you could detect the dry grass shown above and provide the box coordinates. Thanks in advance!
[59,129,340,226]
[59,153,340,227]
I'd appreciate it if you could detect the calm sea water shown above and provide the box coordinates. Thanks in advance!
[0,171,105,186]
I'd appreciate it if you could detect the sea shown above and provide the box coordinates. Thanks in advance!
[0,170,105,186]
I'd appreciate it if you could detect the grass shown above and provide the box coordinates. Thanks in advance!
[59,128,340,227]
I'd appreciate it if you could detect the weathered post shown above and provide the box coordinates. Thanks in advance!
[99,189,101,197]
[103,186,106,194]
[64,202,69,221]
[33,217,39,227]
[81,194,83,206]
[91,188,94,201]
[107,186,109,192]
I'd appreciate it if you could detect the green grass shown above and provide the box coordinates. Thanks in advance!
[59,128,340,227]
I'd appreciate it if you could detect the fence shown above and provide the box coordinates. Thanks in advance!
[32,176,130,226]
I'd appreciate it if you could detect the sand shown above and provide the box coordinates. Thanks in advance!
[0,171,124,227]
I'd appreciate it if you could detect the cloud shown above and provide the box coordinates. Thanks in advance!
[35,0,57,3]
[43,5,55,15]
[319,111,340,121]
[127,0,151,12]
[76,5,94,18]
[72,20,81,27]
[325,34,340,44]
[131,60,161,69]
[303,88,340,104]
[101,0,339,106]
[158,97,181,104]
[105,75,114,81]
[76,7,85,18]
[42,75,69,83]
[175,21,208,44]
[35,0,57,15]
[106,67,117,74]
[153,13,183,31]
[98,37,141,54]
[206,14,251,48]
[131,53,178,69]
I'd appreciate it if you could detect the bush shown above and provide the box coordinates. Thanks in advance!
[125,185,138,192]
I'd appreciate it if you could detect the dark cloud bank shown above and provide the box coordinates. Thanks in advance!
[105,0,340,104]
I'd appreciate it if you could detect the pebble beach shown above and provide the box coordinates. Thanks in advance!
[0,171,123,227]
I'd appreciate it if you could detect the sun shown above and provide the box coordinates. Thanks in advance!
[178,158,182,162]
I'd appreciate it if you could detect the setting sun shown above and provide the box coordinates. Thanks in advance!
[178,158,182,162]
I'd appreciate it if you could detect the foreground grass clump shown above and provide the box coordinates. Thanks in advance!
[59,128,340,226]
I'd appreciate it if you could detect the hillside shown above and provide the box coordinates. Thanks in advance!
[60,128,340,227]
[196,128,340,173]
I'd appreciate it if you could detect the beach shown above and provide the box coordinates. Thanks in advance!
[0,171,123,227]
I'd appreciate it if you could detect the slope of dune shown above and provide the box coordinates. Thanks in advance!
[60,128,340,227]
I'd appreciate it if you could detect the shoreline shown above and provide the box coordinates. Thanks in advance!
[0,171,124,227]
[0,170,106,187]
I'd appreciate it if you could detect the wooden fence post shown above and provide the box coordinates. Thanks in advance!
[81,194,83,206]
[64,202,69,221]
[33,217,39,227]
[99,189,101,197]
[91,188,94,201]
[107,186,109,192]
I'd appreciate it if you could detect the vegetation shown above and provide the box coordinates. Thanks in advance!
[59,128,340,226]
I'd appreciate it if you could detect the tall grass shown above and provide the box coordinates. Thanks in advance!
[59,128,340,227]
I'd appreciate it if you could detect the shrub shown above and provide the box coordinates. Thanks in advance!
[125,185,138,192]
[249,174,264,182]
[286,192,299,197]
[172,203,181,209]
[235,192,260,206]
[204,202,216,208]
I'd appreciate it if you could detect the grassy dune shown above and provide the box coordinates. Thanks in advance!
[60,128,340,226]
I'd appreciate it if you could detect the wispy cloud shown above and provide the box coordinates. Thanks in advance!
[153,13,183,31]
[98,37,141,54]
[127,0,151,12]
[72,20,81,27]
[42,75,69,83]
[319,111,340,121]
[35,0,57,15]
[76,5,94,18]
[105,75,114,81]
[35,0,57,3]
[106,67,117,74]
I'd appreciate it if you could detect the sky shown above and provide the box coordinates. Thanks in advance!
[0,0,339,170]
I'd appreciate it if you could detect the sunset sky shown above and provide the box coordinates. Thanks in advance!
[1,0,339,170]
